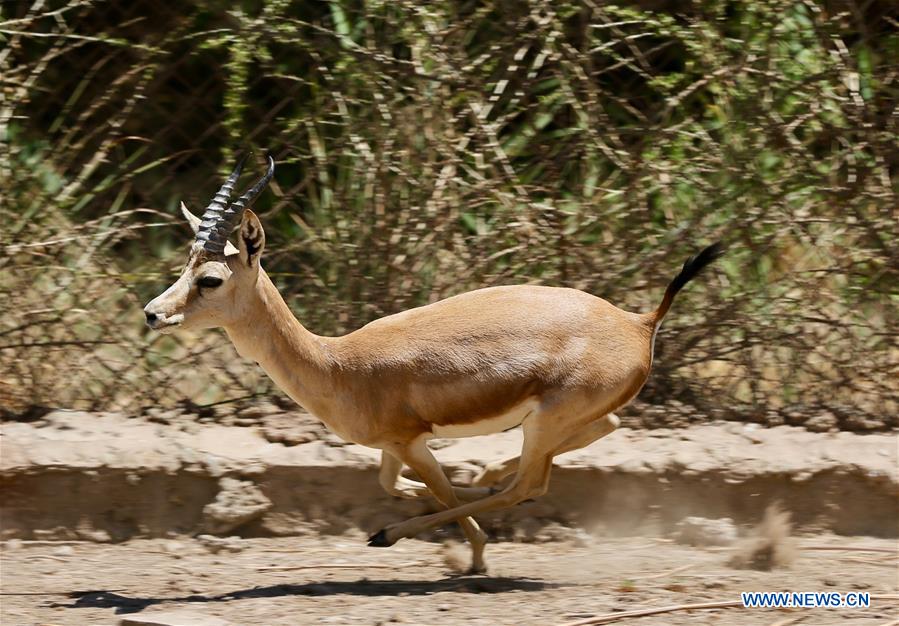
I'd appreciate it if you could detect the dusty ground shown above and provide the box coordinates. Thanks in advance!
[3,411,897,542]
[2,533,897,626]
[2,410,897,624]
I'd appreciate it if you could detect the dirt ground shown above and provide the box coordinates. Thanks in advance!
[2,410,897,624]
[2,533,897,626]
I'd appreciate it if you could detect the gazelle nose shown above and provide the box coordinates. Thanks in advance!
[145,311,158,324]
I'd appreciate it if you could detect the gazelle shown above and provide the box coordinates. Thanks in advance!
[144,156,723,573]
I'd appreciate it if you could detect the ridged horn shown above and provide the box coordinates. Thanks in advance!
[196,155,275,254]
[195,155,247,253]
[229,155,275,216]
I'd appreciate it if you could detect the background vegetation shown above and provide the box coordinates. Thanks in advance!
[2,0,896,429]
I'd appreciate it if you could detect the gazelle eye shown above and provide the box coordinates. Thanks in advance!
[197,276,223,289]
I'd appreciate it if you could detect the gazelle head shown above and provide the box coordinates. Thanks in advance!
[143,156,274,333]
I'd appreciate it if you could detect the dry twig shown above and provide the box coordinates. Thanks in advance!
[255,561,423,572]
[631,564,696,580]
[555,600,744,626]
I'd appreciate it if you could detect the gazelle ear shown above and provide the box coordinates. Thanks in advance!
[238,209,265,267]
[181,202,201,234]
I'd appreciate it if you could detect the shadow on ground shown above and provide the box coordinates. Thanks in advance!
[50,577,563,614]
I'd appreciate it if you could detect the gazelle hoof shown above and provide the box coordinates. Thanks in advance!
[367,529,393,547]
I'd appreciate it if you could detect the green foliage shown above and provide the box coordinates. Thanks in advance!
[1,0,896,421]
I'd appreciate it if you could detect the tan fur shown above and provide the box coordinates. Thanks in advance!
[220,276,654,446]
[145,208,664,572]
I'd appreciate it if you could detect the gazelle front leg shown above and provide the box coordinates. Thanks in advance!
[371,439,489,573]
[378,451,428,498]
[370,413,566,549]
[379,450,495,502]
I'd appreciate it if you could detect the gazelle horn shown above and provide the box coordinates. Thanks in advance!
[197,155,274,254]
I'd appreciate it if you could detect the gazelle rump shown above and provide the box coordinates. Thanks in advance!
[144,156,724,573]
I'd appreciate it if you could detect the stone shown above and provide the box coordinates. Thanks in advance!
[805,412,838,433]
[448,462,481,485]
[146,408,180,425]
[119,610,232,626]
[842,413,881,431]
[4,539,24,551]
[261,413,320,446]
[196,534,245,553]
[163,540,186,557]
[675,516,738,546]
[238,402,281,420]
[201,477,272,534]
[535,522,584,543]
[202,455,226,478]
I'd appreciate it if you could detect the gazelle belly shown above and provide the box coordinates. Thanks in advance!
[430,398,539,438]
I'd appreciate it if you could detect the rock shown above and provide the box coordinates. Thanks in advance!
[261,414,320,446]
[52,545,74,557]
[573,528,594,547]
[448,462,481,485]
[196,534,245,554]
[805,412,838,433]
[119,610,232,626]
[201,477,272,534]
[212,405,235,420]
[3,539,23,551]
[146,408,180,425]
[33,528,75,541]
[202,455,226,478]
[841,413,881,431]
[163,540,186,557]
[238,403,281,420]
[535,522,589,544]
[675,516,737,547]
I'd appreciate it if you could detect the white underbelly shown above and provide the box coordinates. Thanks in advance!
[430,399,538,438]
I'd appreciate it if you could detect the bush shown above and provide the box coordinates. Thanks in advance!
[2,0,896,423]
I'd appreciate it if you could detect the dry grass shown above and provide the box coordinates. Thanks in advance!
[2,0,896,421]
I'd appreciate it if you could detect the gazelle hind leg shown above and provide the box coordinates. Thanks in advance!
[371,439,489,573]
[472,412,620,488]
[379,450,494,502]
[373,411,570,547]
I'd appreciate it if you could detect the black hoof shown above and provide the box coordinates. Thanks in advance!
[367,529,392,547]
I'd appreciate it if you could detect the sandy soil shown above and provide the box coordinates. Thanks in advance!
[2,533,896,626]
[4,411,897,543]
[2,411,897,624]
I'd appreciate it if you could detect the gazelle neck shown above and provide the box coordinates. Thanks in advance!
[224,269,334,413]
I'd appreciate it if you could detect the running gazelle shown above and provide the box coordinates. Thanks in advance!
[144,156,723,572]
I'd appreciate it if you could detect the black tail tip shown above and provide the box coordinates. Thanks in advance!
[669,241,725,295]
[700,241,726,263]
